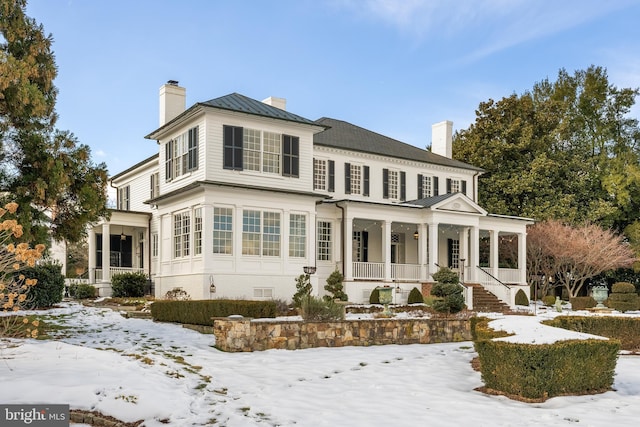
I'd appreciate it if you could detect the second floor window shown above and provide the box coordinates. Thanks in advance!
[314,159,335,192]
[418,174,438,199]
[446,178,466,195]
[345,163,369,196]
[117,186,130,210]
[383,169,406,201]
[150,172,160,199]
[165,126,199,181]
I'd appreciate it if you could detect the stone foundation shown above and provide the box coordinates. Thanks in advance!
[213,317,471,352]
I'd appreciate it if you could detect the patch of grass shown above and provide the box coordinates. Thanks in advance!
[114,394,138,404]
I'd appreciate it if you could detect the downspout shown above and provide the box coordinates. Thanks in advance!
[336,201,346,278]
[472,171,482,203]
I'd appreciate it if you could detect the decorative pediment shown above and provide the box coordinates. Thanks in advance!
[408,193,487,216]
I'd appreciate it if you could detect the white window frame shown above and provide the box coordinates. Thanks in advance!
[350,164,362,195]
[173,211,190,258]
[243,128,281,175]
[314,158,327,190]
[289,214,306,258]
[213,207,233,255]
[194,207,202,255]
[317,221,332,261]
[421,175,432,198]
[388,170,399,200]
[450,178,461,194]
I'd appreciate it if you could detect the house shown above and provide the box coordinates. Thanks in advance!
[86,81,533,308]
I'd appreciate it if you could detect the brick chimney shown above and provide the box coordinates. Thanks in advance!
[431,120,453,158]
[159,80,186,126]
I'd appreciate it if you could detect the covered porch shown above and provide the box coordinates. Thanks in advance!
[87,210,151,296]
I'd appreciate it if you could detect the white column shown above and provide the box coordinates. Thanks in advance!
[518,232,527,285]
[491,230,499,278]
[101,223,111,282]
[343,216,354,281]
[469,226,479,283]
[383,220,392,281]
[88,227,96,283]
[459,227,468,282]
[308,211,317,267]
[428,222,439,279]
[418,223,428,280]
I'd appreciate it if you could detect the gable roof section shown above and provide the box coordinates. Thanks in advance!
[313,117,483,172]
[407,192,487,215]
[199,93,320,127]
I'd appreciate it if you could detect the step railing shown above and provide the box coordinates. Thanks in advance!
[476,266,512,307]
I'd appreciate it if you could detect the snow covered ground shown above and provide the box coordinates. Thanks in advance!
[1,302,640,426]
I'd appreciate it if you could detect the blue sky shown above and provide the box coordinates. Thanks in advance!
[25,0,640,177]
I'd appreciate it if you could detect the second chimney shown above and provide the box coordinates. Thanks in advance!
[431,120,453,158]
[159,80,186,126]
[262,96,286,111]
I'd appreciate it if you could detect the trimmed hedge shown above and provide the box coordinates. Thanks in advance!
[151,299,277,325]
[111,272,147,298]
[605,281,639,312]
[407,287,424,304]
[474,339,619,400]
[21,262,65,308]
[569,296,597,311]
[543,316,640,351]
[69,283,97,299]
[514,289,529,306]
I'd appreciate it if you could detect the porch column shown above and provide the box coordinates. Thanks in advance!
[428,222,439,279]
[418,223,428,281]
[518,231,527,285]
[101,223,111,282]
[202,204,214,272]
[344,216,354,281]
[383,220,392,281]
[490,230,499,278]
[88,227,96,284]
[459,227,468,283]
[308,212,317,268]
[469,226,480,283]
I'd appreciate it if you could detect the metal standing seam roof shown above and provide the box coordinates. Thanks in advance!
[199,93,322,127]
[405,193,459,208]
[313,117,484,172]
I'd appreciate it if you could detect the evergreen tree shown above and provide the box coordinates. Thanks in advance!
[0,0,109,244]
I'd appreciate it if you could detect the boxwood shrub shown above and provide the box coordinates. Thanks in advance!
[151,299,277,325]
[20,262,65,308]
[543,316,640,351]
[569,296,596,311]
[111,272,147,298]
[69,283,97,299]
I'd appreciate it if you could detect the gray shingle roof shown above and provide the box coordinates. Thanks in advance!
[200,93,319,126]
[406,193,457,207]
[313,117,483,172]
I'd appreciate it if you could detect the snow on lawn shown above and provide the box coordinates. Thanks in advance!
[1,302,640,426]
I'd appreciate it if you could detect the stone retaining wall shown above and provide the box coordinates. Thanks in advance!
[213,317,472,352]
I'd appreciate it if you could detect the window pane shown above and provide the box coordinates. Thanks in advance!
[243,128,261,172]
[243,210,261,255]
[289,214,306,257]
[263,132,281,174]
[262,212,280,256]
[213,207,233,254]
[317,221,332,261]
[314,159,326,190]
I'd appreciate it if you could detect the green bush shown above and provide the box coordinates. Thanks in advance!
[474,339,619,400]
[324,270,347,302]
[301,296,345,321]
[431,267,459,284]
[292,274,312,308]
[69,283,97,299]
[542,295,556,306]
[21,262,65,308]
[111,272,147,297]
[611,281,636,294]
[570,296,597,310]
[431,282,465,314]
[514,289,529,306]
[407,287,424,304]
[544,315,640,351]
[369,288,380,304]
[606,281,639,312]
[151,299,277,325]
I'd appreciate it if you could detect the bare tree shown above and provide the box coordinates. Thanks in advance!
[527,220,636,298]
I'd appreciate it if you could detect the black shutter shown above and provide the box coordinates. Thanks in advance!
[446,178,452,194]
[328,160,335,192]
[363,166,370,197]
[400,171,406,201]
[188,126,199,171]
[383,168,389,199]
[362,231,369,262]
[126,186,130,210]
[417,174,423,199]
[165,140,173,181]
[150,174,155,199]
[447,239,453,268]
[282,135,299,177]
[462,180,467,196]
[344,163,351,194]
[223,125,243,170]
[433,177,439,196]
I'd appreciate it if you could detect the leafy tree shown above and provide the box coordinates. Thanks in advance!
[292,274,312,308]
[0,0,109,244]
[453,66,640,229]
[526,220,635,298]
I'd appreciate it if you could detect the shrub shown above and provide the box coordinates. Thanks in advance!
[21,262,65,309]
[151,299,277,325]
[606,281,639,312]
[369,287,380,304]
[431,282,465,314]
[69,283,97,299]
[407,287,424,304]
[542,295,556,306]
[292,274,312,308]
[514,289,529,306]
[570,296,597,311]
[324,270,347,302]
[111,272,147,298]
[431,267,459,284]
[301,296,345,321]
[611,281,636,294]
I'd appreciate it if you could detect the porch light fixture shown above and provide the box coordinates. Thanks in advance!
[413,230,419,240]
[120,226,126,241]
[303,266,317,275]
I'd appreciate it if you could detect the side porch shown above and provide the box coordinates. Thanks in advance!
[87,210,152,296]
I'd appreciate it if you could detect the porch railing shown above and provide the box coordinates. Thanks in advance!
[498,268,521,284]
[352,262,425,281]
[477,266,512,305]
